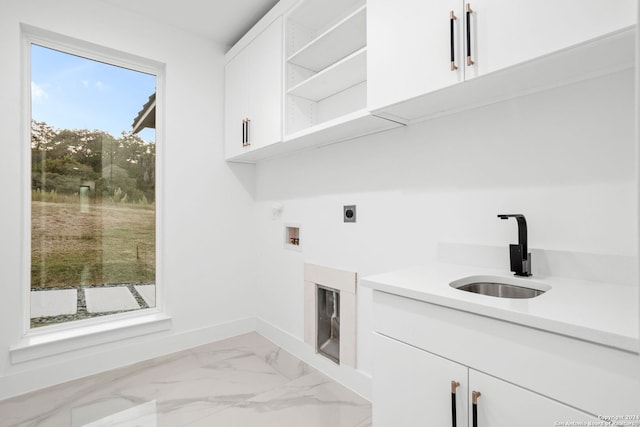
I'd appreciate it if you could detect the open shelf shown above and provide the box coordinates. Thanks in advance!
[225,109,402,163]
[287,0,364,35]
[288,48,367,101]
[283,108,396,143]
[287,5,366,72]
[269,0,385,164]
[284,0,370,140]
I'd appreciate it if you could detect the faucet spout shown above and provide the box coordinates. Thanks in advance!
[497,214,531,276]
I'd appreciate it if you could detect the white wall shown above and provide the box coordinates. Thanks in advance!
[0,0,257,399]
[254,69,638,378]
[0,0,637,403]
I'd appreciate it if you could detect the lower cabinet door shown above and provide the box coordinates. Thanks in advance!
[468,370,600,427]
[373,333,468,427]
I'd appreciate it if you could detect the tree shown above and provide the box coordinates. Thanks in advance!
[31,120,156,203]
[31,120,57,151]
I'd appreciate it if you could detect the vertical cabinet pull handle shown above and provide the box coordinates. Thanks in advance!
[472,391,481,427]
[242,119,246,146]
[450,11,458,71]
[466,4,474,66]
[242,118,251,147]
[451,381,460,427]
[246,118,250,146]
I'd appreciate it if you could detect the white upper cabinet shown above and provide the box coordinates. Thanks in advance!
[224,46,249,160]
[224,17,283,161]
[247,18,284,151]
[224,0,401,163]
[367,0,464,113]
[467,0,637,79]
[224,0,636,161]
[368,0,637,122]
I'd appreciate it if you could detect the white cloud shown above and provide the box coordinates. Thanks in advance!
[31,82,48,102]
[81,80,89,88]
[95,80,104,89]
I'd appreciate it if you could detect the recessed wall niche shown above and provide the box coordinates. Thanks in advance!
[285,224,301,250]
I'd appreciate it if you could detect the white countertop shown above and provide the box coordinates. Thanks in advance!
[360,262,640,353]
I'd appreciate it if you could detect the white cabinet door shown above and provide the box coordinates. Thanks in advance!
[469,370,600,427]
[246,17,283,151]
[224,49,249,159]
[367,0,463,113]
[466,0,636,79]
[224,17,283,159]
[373,333,468,427]
[368,0,635,116]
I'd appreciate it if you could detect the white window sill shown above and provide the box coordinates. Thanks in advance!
[10,312,172,364]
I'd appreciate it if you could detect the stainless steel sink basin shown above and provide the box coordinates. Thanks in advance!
[450,275,549,299]
[455,282,544,298]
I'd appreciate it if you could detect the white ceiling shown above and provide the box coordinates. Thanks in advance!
[100,0,280,49]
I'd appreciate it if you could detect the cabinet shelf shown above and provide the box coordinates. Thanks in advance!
[287,0,363,34]
[226,109,402,163]
[288,47,367,101]
[284,0,369,140]
[287,5,366,72]
[283,108,395,142]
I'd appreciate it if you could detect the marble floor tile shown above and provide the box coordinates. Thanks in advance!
[71,400,157,426]
[185,371,371,427]
[354,415,372,427]
[192,332,313,381]
[0,333,371,427]
[1,349,201,427]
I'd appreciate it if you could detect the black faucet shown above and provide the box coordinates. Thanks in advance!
[497,214,531,276]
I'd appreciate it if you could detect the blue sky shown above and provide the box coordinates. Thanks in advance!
[31,44,156,142]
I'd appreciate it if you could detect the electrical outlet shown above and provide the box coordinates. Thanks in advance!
[343,205,356,223]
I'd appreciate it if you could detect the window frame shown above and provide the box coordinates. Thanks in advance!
[19,24,166,351]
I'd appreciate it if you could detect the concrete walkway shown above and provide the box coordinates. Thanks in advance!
[30,284,156,327]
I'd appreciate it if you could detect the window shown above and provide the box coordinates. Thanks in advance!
[29,39,159,329]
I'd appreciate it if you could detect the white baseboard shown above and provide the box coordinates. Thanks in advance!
[255,317,372,401]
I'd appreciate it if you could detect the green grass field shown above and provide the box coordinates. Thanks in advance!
[31,200,155,289]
